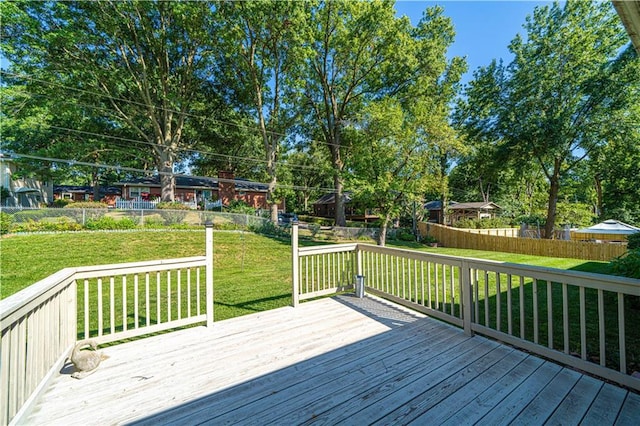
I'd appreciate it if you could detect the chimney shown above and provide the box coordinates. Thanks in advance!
[218,171,235,206]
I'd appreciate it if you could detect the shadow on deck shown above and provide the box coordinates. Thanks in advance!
[27,295,639,425]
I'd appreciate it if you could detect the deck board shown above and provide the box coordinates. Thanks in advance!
[26,294,638,425]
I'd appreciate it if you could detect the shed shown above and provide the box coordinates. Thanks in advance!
[448,201,501,224]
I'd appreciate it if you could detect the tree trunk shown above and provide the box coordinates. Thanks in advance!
[91,170,101,202]
[544,171,560,239]
[158,150,175,202]
[594,175,603,218]
[334,173,346,227]
[378,214,390,246]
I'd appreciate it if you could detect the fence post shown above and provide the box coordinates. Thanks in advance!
[461,260,474,337]
[205,221,214,327]
[292,222,299,307]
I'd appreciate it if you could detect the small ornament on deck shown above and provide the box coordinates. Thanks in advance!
[70,340,109,379]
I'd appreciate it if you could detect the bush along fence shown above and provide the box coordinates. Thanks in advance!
[419,222,627,262]
[291,224,640,393]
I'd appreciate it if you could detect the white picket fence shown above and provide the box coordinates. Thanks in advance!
[0,226,214,425]
[114,198,159,210]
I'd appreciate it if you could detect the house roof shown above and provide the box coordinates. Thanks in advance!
[449,202,501,210]
[575,219,640,235]
[54,185,122,195]
[424,200,459,210]
[115,175,269,192]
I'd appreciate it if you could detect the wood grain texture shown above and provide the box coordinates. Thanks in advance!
[25,294,637,425]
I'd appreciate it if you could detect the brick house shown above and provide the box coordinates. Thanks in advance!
[115,171,281,210]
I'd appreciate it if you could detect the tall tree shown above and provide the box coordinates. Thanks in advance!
[300,0,420,226]
[1,1,221,201]
[214,0,311,222]
[347,6,465,244]
[458,1,638,238]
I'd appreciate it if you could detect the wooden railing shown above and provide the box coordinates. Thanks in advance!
[291,224,640,392]
[0,225,214,425]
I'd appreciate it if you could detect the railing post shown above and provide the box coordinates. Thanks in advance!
[461,260,474,337]
[205,221,214,327]
[356,244,363,277]
[292,222,299,307]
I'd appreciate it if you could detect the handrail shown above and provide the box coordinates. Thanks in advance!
[290,224,640,392]
[0,225,214,425]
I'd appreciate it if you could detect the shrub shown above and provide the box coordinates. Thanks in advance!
[249,220,288,238]
[156,202,191,210]
[0,212,13,235]
[12,218,83,232]
[453,217,511,229]
[65,201,109,209]
[422,235,438,245]
[156,202,190,225]
[53,198,74,208]
[627,233,640,250]
[397,228,415,241]
[62,203,108,222]
[610,249,640,279]
[227,200,255,214]
[12,209,53,222]
[85,216,137,230]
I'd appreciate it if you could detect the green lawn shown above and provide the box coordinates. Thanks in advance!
[0,230,295,321]
[2,231,613,317]
[3,230,636,372]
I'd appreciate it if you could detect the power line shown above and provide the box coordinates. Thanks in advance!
[40,123,320,171]
[9,152,338,193]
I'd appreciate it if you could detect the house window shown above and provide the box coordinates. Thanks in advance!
[62,193,73,200]
[129,187,150,198]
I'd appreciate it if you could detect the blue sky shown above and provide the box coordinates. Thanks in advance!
[394,0,555,84]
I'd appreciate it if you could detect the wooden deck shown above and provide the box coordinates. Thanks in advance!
[27,295,639,425]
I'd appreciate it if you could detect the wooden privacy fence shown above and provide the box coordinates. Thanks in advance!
[419,222,627,261]
[0,225,214,425]
[291,224,640,393]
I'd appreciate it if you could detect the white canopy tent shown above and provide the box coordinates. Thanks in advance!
[575,219,640,235]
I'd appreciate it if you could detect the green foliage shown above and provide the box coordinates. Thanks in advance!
[0,186,10,202]
[12,209,53,222]
[85,216,136,230]
[0,212,13,235]
[156,202,191,225]
[627,233,640,251]
[555,202,595,228]
[12,218,83,233]
[457,2,638,238]
[421,235,438,244]
[454,217,512,229]
[53,199,74,208]
[64,201,109,209]
[226,200,255,214]
[248,220,289,239]
[515,214,547,227]
[299,215,333,226]
[156,202,192,210]
[396,228,416,242]
[610,250,640,279]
